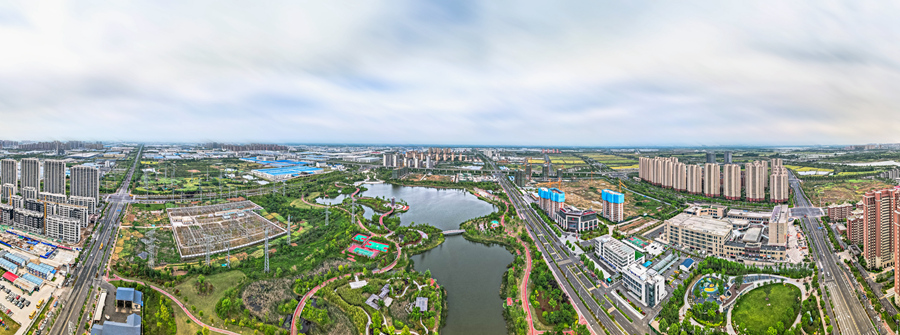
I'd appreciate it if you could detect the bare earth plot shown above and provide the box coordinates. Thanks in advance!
[801,179,895,206]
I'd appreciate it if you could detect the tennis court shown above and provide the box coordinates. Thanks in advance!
[625,236,650,249]
[353,234,370,243]
[348,244,380,258]
[364,240,389,252]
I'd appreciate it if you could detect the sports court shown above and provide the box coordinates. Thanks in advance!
[353,234,370,243]
[364,240,389,252]
[625,236,650,249]
[348,244,380,258]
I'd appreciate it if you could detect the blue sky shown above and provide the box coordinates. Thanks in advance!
[1,1,899,146]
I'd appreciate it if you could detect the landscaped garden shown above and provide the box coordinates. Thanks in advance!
[731,283,801,335]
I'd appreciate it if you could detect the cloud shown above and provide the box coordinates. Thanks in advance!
[1,0,899,146]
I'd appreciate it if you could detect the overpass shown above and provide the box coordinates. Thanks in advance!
[442,230,465,236]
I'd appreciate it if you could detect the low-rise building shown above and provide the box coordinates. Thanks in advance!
[621,263,666,307]
[826,203,854,221]
[594,235,643,270]
[556,207,599,232]
[683,205,725,219]
[665,214,732,257]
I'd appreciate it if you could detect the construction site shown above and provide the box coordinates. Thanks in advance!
[166,201,288,259]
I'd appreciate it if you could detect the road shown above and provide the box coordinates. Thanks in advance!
[789,172,879,335]
[50,145,143,335]
[486,159,642,335]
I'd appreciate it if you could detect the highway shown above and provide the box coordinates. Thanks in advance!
[488,159,641,335]
[49,145,142,335]
[789,172,879,335]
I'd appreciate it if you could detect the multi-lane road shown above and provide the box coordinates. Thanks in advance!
[789,172,880,335]
[488,159,644,335]
[49,145,142,335]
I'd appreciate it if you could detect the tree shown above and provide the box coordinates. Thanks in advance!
[659,318,669,332]
[198,274,206,285]
[766,326,777,335]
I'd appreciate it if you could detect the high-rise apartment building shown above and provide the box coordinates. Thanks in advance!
[43,160,66,195]
[20,158,40,190]
[724,151,733,164]
[601,189,625,222]
[673,162,687,192]
[71,166,100,202]
[745,161,766,202]
[705,152,716,164]
[770,167,789,203]
[686,165,703,194]
[769,205,789,246]
[703,163,720,197]
[861,188,896,268]
[0,159,16,188]
[524,163,532,181]
[722,164,741,200]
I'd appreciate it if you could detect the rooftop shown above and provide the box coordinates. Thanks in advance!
[666,213,732,238]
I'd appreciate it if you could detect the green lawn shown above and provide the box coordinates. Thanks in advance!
[171,271,247,324]
[732,283,801,335]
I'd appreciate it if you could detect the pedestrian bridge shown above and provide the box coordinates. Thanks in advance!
[442,230,465,236]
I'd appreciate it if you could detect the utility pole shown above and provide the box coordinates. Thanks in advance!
[264,227,270,273]
[286,215,291,246]
[325,206,330,226]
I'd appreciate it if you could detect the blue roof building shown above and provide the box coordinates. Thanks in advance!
[21,273,43,286]
[90,314,142,335]
[2,253,26,267]
[26,262,55,279]
[0,259,17,273]
[116,287,143,311]
[679,258,695,271]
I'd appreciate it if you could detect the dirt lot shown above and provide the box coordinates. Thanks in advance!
[242,278,294,320]
[801,179,896,206]
[404,174,453,182]
[536,180,664,218]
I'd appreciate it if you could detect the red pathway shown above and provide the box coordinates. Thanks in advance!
[110,275,240,335]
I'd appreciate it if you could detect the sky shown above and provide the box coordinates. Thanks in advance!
[1,1,899,146]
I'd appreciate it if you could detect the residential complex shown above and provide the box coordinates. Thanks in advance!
[827,202,855,221]
[860,188,897,268]
[43,160,66,195]
[21,158,40,190]
[0,159,16,189]
[601,189,624,222]
[71,165,100,201]
[639,157,788,203]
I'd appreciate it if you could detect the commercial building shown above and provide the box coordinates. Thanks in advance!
[556,207,599,232]
[665,214,732,256]
[770,166,789,203]
[686,165,703,195]
[21,158,40,190]
[827,203,855,221]
[722,164,741,200]
[703,163,720,197]
[601,189,625,222]
[861,188,897,268]
[594,235,643,270]
[43,160,66,195]
[0,159,16,189]
[71,166,100,202]
[621,263,666,307]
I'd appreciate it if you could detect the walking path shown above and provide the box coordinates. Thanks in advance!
[110,275,240,335]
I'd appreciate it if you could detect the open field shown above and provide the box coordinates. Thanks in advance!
[132,158,270,195]
[784,165,833,176]
[581,153,638,167]
[536,179,665,219]
[113,226,181,266]
[801,179,895,206]
[610,164,638,170]
[168,201,288,259]
[172,271,247,322]
[731,284,800,335]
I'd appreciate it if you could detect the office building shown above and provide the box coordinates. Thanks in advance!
[665,214,732,256]
[20,158,40,190]
[722,164,741,200]
[705,152,716,164]
[71,166,100,202]
[861,188,897,268]
[686,165,703,195]
[724,151,733,164]
[594,235,643,270]
[745,161,766,202]
[556,207,599,232]
[770,166,789,203]
[601,189,625,222]
[702,163,720,197]
[43,160,66,195]
[0,159,16,188]
[621,263,666,307]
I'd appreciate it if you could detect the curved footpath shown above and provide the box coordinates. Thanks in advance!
[110,275,241,335]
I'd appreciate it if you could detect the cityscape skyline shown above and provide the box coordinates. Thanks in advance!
[3,2,900,145]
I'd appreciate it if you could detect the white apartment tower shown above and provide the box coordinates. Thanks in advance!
[703,163,720,197]
[673,162,687,192]
[21,158,40,190]
[0,159,16,188]
[770,167,789,203]
[71,166,100,201]
[722,164,741,200]
[745,161,766,202]
[43,160,66,195]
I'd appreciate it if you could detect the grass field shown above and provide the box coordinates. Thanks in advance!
[610,164,638,170]
[801,179,895,206]
[582,153,638,167]
[784,165,834,175]
[731,284,800,335]
[0,314,19,335]
[172,271,247,324]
